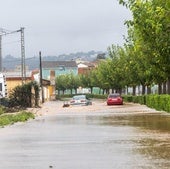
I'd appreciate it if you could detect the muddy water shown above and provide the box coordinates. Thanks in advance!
[0,102,170,169]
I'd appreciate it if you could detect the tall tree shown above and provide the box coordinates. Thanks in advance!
[119,0,170,93]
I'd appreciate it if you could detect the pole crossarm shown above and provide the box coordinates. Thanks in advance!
[0,27,26,83]
[0,28,21,36]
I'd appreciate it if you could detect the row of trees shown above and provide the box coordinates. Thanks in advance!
[118,0,170,94]
[55,0,170,95]
[55,73,96,95]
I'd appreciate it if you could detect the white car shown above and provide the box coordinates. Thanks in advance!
[70,95,92,106]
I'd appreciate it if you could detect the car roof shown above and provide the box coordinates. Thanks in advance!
[73,95,86,98]
[108,93,121,97]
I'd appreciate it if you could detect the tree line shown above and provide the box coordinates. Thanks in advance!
[56,0,170,95]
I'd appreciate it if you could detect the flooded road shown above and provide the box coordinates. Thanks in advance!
[0,100,170,169]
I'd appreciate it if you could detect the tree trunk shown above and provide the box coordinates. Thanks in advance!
[90,87,93,94]
[132,86,136,96]
[126,86,128,95]
[118,88,122,95]
[58,90,60,96]
[163,82,166,94]
[167,77,170,94]
[102,89,105,95]
[142,85,145,95]
[147,86,151,94]
[99,88,101,94]
[158,83,162,95]
[74,88,77,94]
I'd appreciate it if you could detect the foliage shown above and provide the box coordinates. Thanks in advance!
[123,94,170,112]
[8,81,40,108]
[0,111,35,127]
[119,0,170,93]
[122,95,133,102]
[86,94,107,99]
[67,73,81,94]
[55,75,68,94]
[56,93,108,100]
[55,0,170,95]
[146,94,170,112]
[0,106,5,116]
[96,53,106,59]
[123,95,146,104]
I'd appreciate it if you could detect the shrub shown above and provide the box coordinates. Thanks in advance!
[0,106,5,115]
[8,81,40,108]
[146,94,170,113]
[122,95,133,102]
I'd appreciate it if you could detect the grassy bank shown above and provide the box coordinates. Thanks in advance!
[0,111,35,127]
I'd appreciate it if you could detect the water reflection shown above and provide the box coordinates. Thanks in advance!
[1,110,170,169]
[135,138,170,160]
[99,113,170,132]
[94,113,170,168]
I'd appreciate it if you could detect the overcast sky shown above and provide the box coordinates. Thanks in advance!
[0,0,132,57]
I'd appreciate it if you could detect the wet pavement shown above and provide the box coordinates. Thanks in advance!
[0,100,170,169]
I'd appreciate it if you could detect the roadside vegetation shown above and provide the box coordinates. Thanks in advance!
[0,110,35,127]
[0,81,39,127]
[8,81,40,108]
[55,0,170,113]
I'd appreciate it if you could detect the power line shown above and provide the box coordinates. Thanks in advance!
[2,40,20,46]
[0,27,26,84]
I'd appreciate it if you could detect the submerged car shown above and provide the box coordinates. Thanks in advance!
[70,95,92,106]
[107,93,123,105]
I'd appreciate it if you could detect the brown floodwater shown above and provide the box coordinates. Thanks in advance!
[0,102,170,169]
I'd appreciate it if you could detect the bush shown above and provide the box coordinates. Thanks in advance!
[0,106,5,115]
[122,95,133,102]
[8,81,40,108]
[145,94,170,113]
[123,94,170,113]
[86,94,107,99]
[12,111,35,122]
[57,93,107,100]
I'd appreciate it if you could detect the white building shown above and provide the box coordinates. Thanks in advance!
[0,73,7,98]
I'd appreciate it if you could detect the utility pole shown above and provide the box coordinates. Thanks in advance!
[39,51,44,103]
[20,27,26,85]
[0,28,7,72]
[0,35,2,72]
[0,27,26,84]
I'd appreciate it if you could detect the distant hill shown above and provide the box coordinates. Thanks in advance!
[2,51,106,71]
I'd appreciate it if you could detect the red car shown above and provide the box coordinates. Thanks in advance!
[107,93,123,105]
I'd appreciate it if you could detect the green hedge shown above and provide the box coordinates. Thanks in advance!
[123,94,170,113]
[123,95,146,104]
[146,94,170,112]
[56,93,107,100]
[86,94,107,99]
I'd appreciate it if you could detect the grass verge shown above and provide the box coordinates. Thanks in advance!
[0,111,35,127]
